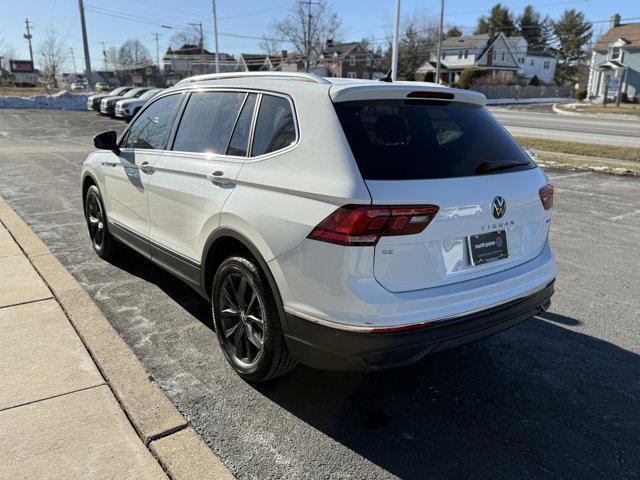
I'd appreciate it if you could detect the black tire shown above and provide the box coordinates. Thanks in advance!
[211,255,296,382]
[84,185,117,260]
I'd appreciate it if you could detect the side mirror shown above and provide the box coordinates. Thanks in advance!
[93,131,120,154]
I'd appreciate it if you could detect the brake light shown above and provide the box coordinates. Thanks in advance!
[539,184,554,210]
[308,205,439,246]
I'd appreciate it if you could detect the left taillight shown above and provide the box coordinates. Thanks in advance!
[307,205,439,246]
[539,184,554,210]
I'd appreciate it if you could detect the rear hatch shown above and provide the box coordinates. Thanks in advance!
[332,87,551,293]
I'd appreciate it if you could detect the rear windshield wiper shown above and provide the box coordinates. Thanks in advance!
[475,161,531,174]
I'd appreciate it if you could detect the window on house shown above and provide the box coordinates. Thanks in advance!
[519,57,524,64]
[543,60,550,69]
[530,59,534,66]
[442,51,446,60]
[458,51,463,59]
[347,72,357,79]
[464,50,469,59]
[350,55,356,66]
[366,57,371,66]
[610,47,620,59]
[500,50,505,62]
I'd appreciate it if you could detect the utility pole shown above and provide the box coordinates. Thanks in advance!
[391,0,400,81]
[301,1,318,73]
[152,33,162,69]
[212,0,220,73]
[435,0,445,84]
[98,41,108,71]
[189,22,205,72]
[23,18,34,66]
[69,48,77,76]
[77,0,93,87]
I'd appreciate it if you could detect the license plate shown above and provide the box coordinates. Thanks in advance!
[467,230,508,266]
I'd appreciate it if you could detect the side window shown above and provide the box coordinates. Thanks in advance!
[251,95,296,157]
[227,93,257,156]
[172,91,245,154]
[123,94,182,150]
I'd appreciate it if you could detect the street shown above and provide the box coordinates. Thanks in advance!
[0,109,639,479]
[490,106,640,147]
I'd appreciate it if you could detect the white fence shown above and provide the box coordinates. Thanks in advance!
[471,84,573,100]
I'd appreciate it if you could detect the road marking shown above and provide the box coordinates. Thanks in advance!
[609,209,640,221]
[547,172,591,180]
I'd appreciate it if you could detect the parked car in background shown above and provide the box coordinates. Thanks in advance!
[70,82,88,91]
[94,82,111,92]
[87,86,134,112]
[82,72,556,382]
[100,87,153,117]
[115,88,164,120]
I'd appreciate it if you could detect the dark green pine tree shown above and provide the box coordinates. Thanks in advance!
[552,9,592,84]
[446,26,463,38]
[517,5,552,51]
[475,4,515,36]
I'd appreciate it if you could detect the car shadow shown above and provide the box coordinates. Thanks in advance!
[105,248,638,478]
[251,316,639,478]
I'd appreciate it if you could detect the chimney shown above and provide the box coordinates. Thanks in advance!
[611,13,621,29]
[487,28,495,66]
[326,38,334,49]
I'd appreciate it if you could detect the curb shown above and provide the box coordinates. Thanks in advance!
[552,103,640,121]
[0,196,234,480]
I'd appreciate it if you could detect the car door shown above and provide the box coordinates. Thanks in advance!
[103,92,184,256]
[147,90,256,285]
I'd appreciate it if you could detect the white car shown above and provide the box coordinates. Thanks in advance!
[81,72,556,381]
[114,88,163,120]
[70,81,87,91]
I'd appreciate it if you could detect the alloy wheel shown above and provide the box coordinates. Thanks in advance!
[86,190,105,250]
[218,271,266,368]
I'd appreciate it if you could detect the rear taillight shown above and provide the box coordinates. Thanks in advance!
[539,184,554,210]
[308,205,439,246]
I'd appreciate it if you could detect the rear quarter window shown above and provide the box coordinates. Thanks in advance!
[334,100,534,180]
[251,95,296,157]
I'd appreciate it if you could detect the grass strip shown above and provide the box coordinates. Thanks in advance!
[514,136,640,163]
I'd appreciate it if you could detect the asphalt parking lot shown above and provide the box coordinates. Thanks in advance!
[0,109,639,479]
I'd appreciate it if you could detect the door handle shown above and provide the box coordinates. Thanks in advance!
[139,161,154,174]
[103,161,117,167]
[206,171,231,185]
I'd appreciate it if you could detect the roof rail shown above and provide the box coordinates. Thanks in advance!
[175,71,331,86]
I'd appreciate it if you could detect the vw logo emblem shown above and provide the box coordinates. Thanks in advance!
[492,196,506,219]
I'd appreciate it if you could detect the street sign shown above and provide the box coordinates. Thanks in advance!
[9,60,34,73]
[607,77,621,100]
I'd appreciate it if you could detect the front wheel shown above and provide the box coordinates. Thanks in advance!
[211,255,296,382]
[84,185,117,260]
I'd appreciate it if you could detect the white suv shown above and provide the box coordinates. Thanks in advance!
[81,72,556,381]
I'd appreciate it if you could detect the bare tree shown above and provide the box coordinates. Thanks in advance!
[117,38,152,68]
[169,28,203,49]
[269,0,343,71]
[259,36,282,56]
[36,27,67,87]
[0,35,18,71]
[380,13,438,80]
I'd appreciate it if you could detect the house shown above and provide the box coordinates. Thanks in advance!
[506,36,557,84]
[316,40,383,79]
[417,32,556,86]
[236,53,285,72]
[587,14,640,102]
[163,44,236,84]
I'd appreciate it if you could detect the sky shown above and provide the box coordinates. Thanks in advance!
[0,0,638,73]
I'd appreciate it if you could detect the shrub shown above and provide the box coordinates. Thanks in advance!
[575,88,587,101]
[458,67,490,89]
[620,92,629,103]
[529,75,540,86]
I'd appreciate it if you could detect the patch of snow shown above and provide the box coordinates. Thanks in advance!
[0,90,89,110]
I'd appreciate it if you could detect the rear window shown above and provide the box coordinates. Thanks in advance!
[333,100,534,180]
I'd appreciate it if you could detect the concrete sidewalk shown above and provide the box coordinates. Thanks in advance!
[0,221,168,478]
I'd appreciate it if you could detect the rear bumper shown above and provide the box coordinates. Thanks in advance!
[284,280,554,371]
